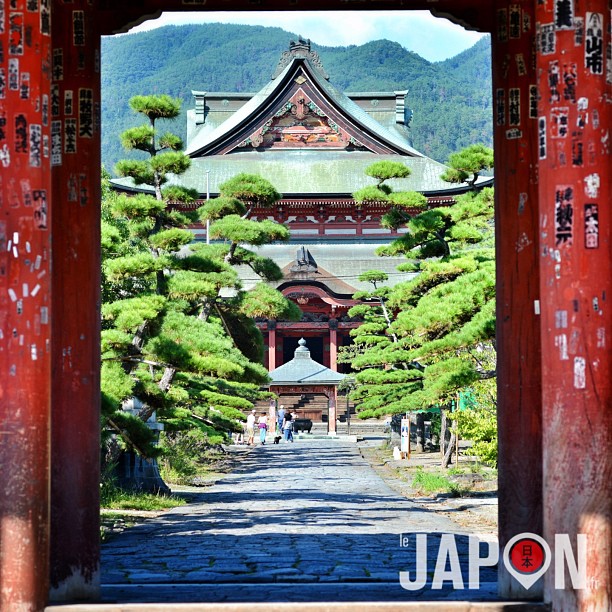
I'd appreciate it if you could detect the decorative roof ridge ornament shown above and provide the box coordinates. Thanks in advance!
[272,37,330,80]
[294,337,310,357]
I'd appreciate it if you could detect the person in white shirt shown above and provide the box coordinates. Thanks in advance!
[246,410,256,445]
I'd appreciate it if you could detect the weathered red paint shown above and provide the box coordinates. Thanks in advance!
[0,3,52,610]
[48,0,102,601]
[535,3,611,609]
[491,0,544,600]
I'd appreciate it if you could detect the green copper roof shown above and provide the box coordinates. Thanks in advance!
[269,338,346,386]
[176,150,468,196]
[111,149,492,197]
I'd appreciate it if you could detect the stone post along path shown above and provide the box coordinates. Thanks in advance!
[101,441,498,604]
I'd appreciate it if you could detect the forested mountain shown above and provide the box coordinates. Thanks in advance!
[102,24,492,172]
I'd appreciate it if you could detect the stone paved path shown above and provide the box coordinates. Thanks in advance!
[101,440,498,604]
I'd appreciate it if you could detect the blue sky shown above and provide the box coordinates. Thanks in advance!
[128,11,487,63]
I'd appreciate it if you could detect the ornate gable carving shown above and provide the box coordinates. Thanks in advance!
[272,37,329,80]
[237,89,365,150]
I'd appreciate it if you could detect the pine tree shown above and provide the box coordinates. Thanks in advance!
[101,95,298,477]
[440,143,494,187]
[341,151,496,466]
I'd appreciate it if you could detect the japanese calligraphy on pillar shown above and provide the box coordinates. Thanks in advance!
[78,87,93,137]
[41,93,49,125]
[72,10,85,46]
[29,122,41,167]
[52,47,63,80]
[574,17,584,46]
[571,132,583,166]
[33,190,47,229]
[562,63,576,102]
[9,11,23,55]
[584,204,599,249]
[8,58,18,90]
[51,119,61,165]
[550,107,569,138]
[585,13,603,75]
[40,0,50,35]
[548,60,561,102]
[554,0,574,29]
[509,88,521,125]
[538,117,547,159]
[19,71,29,99]
[509,5,521,39]
[529,85,538,118]
[51,83,59,116]
[15,112,27,152]
[64,90,73,115]
[555,185,574,246]
[496,89,505,125]
[539,23,556,55]
[64,118,76,153]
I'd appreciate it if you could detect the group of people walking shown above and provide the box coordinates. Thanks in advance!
[240,405,296,445]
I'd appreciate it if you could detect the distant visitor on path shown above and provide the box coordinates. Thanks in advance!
[258,412,268,445]
[246,409,256,446]
[283,411,294,443]
[277,404,285,435]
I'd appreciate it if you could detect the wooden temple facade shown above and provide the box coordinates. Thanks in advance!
[0,2,610,611]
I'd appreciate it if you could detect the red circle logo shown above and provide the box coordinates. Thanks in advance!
[509,538,545,574]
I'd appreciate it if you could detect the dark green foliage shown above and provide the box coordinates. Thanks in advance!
[102,26,492,170]
[198,196,246,221]
[354,161,427,238]
[130,94,182,121]
[219,173,282,207]
[440,144,494,186]
[209,215,290,246]
[340,175,497,419]
[162,185,200,204]
[365,161,412,182]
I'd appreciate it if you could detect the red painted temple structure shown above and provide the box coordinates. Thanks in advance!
[0,2,609,611]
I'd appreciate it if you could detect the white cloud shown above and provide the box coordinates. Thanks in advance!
[128,11,485,63]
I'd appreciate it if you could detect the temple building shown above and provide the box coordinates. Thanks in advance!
[113,38,492,379]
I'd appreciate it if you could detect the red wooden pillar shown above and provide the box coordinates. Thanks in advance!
[48,0,101,601]
[268,321,277,370]
[329,320,338,372]
[0,2,52,610]
[492,0,544,599]
[534,4,611,609]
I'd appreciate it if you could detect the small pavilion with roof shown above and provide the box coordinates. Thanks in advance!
[268,338,346,434]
